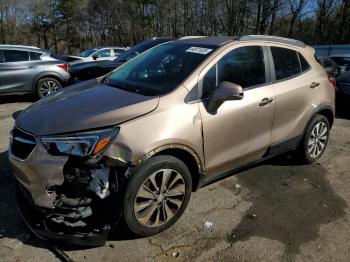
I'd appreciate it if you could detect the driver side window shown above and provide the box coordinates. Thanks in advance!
[201,46,266,99]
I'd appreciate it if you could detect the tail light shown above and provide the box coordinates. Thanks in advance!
[57,63,68,72]
[327,74,336,89]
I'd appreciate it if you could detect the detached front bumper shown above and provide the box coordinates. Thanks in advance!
[15,182,110,246]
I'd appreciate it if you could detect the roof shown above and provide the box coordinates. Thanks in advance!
[175,35,306,48]
[0,44,48,52]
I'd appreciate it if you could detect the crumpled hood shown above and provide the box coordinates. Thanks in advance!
[16,80,159,136]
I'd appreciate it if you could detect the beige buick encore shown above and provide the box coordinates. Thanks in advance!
[9,35,335,246]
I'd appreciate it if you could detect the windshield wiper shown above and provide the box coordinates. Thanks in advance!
[105,79,143,94]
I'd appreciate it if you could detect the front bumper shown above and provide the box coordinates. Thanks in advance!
[9,127,123,246]
[15,182,110,246]
[9,128,68,209]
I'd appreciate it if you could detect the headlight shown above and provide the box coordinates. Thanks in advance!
[41,127,119,157]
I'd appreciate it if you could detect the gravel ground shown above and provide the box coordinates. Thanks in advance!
[0,95,349,262]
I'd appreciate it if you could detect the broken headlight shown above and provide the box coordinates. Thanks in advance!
[41,127,119,157]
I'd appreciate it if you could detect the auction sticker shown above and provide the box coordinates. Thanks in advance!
[186,47,213,55]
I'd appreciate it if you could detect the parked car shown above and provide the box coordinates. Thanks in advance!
[317,56,350,97]
[9,35,335,246]
[317,56,340,76]
[329,54,350,74]
[69,37,176,81]
[336,70,350,97]
[63,47,128,63]
[0,45,70,98]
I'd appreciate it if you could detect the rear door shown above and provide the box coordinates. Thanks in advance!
[199,45,276,176]
[113,48,125,58]
[0,49,38,94]
[268,45,320,146]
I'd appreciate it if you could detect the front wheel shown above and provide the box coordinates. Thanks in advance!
[299,114,330,163]
[123,155,192,236]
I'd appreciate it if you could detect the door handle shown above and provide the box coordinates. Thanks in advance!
[259,97,274,106]
[28,65,38,69]
[310,82,320,89]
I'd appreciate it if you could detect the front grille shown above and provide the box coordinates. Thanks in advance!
[10,127,36,160]
[339,83,350,95]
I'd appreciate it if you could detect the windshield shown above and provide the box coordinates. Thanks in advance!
[107,43,215,96]
[80,48,98,57]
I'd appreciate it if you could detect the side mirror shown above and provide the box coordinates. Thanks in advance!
[92,54,99,60]
[207,81,243,113]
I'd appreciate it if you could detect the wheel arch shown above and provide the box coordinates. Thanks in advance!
[303,105,334,137]
[31,72,65,93]
[138,144,204,192]
[316,106,334,128]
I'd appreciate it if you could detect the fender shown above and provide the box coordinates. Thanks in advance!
[31,71,68,92]
[303,103,335,135]
[137,143,204,173]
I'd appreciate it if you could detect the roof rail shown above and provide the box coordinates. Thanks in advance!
[239,35,306,48]
[178,36,207,40]
[0,44,40,49]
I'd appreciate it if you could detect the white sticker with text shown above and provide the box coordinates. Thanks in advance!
[186,47,213,55]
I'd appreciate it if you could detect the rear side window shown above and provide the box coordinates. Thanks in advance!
[96,49,111,57]
[3,50,29,62]
[271,47,301,80]
[29,52,43,60]
[114,49,124,56]
[298,53,310,71]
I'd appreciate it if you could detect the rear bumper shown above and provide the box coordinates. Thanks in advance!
[15,182,110,247]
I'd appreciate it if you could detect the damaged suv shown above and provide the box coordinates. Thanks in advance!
[9,36,335,246]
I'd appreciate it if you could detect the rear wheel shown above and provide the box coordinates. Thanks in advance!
[123,155,192,236]
[35,77,62,99]
[299,114,330,163]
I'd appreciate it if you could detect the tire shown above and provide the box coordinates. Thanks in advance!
[35,77,62,99]
[123,155,192,237]
[298,114,330,164]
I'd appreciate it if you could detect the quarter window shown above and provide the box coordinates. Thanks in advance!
[3,50,29,62]
[298,53,310,72]
[271,47,301,80]
[201,46,266,98]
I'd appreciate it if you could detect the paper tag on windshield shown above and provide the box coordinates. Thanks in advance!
[186,47,212,55]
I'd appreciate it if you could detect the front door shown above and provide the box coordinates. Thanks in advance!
[0,49,34,94]
[198,45,276,176]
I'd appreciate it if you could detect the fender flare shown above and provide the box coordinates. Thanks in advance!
[137,144,204,173]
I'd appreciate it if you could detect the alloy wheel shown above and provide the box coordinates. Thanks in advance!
[133,169,186,227]
[307,122,328,159]
[40,80,61,97]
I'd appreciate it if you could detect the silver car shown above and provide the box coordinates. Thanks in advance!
[0,45,70,99]
[66,47,129,64]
